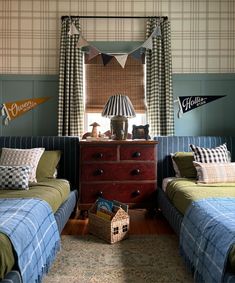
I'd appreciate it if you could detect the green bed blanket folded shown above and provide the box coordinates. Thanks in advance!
[0,178,70,279]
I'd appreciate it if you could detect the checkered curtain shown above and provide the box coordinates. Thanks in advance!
[58,17,84,136]
[146,18,174,136]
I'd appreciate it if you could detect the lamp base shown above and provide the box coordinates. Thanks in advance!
[110,116,128,140]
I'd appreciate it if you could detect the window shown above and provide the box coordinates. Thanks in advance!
[84,53,146,134]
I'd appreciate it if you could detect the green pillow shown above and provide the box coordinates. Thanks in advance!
[36,150,61,180]
[171,152,197,178]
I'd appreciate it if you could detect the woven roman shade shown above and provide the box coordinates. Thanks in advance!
[85,54,146,113]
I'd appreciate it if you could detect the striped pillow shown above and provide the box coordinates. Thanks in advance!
[190,143,229,163]
[194,162,235,183]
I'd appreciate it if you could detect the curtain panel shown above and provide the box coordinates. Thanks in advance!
[146,18,174,136]
[58,17,84,136]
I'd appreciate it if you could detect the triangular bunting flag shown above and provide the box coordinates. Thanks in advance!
[151,25,161,37]
[68,23,79,36]
[142,36,153,50]
[131,47,145,61]
[101,54,113,66]
[114,54,128,68]
[1,97,51,124]
[177,95,226,115]
[87,46,100,61]
[76,36,90,48]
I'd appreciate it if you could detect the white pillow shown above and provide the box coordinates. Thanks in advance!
[0,148,45,183]
[0,165,31,190]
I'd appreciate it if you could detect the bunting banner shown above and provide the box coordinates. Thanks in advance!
[114,54,129,68]
[1,97,50,125]
[68,22,162,68]
[176,95,226,118]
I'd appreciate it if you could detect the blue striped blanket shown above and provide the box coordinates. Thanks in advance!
[0,198,60,283]
[180,198,235,283]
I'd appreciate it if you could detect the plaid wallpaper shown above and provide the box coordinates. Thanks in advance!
[0,0,234,74]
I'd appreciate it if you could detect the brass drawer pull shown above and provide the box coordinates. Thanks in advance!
[94,169,104,176]
[94,153,103,159]
[132,169,141,175]
[132,190,141,197]
[133,151,141,158]
[97,191,103,197]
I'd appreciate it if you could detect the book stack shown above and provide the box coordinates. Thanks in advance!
[95,197,128,221]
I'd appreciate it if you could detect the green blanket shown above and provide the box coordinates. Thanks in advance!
[166,178,235,271]
[0,178,70,279]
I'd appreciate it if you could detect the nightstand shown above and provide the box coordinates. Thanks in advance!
[79,140,158,211]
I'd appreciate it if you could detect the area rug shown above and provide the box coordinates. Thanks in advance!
[43,234,193,283]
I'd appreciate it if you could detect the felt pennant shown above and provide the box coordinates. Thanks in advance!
[114,54,128,68]
[101,54,113,66]
[68,22,79,36]
[131,47,145,60]
[1,97,50,125]
[176,95,226,118]
[151,25,161,37]
[142,36,153,50]
[87,46,100,61]
[76,36,89,48]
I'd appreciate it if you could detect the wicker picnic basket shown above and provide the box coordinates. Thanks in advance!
[88,203,130,244]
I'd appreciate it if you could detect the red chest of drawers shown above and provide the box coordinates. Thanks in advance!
[79,140,158,210]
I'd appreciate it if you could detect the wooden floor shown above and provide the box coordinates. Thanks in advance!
[62,209,174,235]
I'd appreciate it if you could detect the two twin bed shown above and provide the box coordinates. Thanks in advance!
[1,135,235,283]
[0,136,79,283]
[156,136,235,282]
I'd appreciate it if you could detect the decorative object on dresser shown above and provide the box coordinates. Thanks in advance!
[132,124,150,140]
[79,140,158,214]
[101,94,136,140]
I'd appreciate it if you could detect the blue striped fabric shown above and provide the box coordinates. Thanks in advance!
[154,136,234,185]
[0,198,60,283]
[0,136,80,190]
[155,136,235,283]
[0,136,79,283]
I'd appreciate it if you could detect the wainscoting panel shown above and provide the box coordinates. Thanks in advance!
[0,75,58,136]
[0,74,234,137]
[173,74,235,137]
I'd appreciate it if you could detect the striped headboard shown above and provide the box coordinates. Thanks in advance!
[0,136,80,190]
[154,136,235,186]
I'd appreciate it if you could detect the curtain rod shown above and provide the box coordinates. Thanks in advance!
[61,15,168,20]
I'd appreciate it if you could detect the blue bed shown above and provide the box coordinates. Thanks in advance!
[155,136,235,282]
[0,136,79,283]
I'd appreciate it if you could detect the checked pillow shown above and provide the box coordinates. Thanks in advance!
[190,143,229,163]
[0,165,31,190]
[0,147,45,183]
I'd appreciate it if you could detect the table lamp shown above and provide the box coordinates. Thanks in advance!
[102,94,136,140]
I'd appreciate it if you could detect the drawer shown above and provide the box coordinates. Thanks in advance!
[80,162,156,181]
[80,183,156,204]
[81,145,117,161]
[120,145,156,161]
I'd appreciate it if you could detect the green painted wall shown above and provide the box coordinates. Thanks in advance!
[0,74,234,137]
[173,74,235,137]
[0,75,58,136]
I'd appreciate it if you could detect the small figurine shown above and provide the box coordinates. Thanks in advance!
[90,122,100,138]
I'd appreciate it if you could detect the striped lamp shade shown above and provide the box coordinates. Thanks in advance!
[102,94,136,118]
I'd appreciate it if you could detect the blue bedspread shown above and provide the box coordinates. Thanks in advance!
[0,198,60,283]
[180,198,235,283]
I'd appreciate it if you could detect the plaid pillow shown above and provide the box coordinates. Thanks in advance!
[194,162,235,184]
[0,165,31,190]
[190,143,229,163]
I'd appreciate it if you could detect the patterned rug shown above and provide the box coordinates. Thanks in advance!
[43,234,193,283]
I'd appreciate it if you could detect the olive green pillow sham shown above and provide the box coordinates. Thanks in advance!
[36,150,61,180]
[171,152,197,178]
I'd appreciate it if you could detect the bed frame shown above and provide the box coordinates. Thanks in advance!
[0,136,79,283]
[154,135,235,282]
